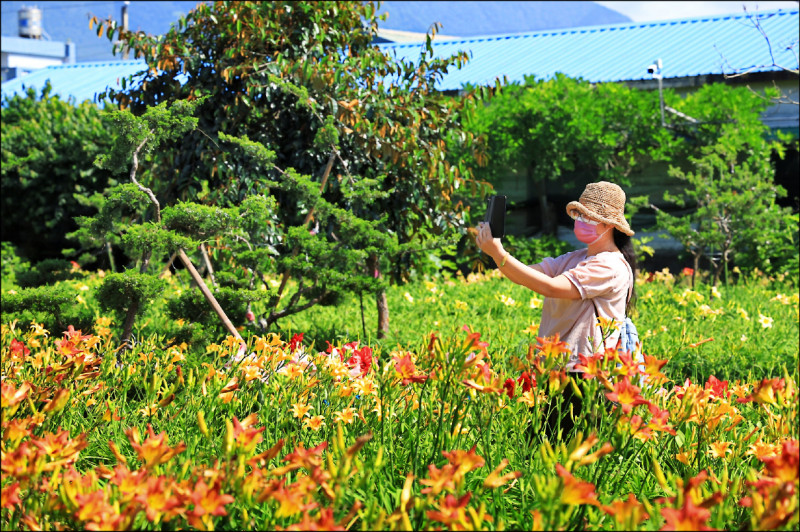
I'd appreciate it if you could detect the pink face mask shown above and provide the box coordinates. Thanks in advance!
[574,218,610,244]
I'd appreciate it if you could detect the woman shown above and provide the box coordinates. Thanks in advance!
[475,181,637,438]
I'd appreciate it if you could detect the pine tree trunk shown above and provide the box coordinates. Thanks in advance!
[376,290,389,339]
[368,254,389,339]
[119,301,139,352]
[535,174,556,236]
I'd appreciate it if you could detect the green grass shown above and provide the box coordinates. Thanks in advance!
[277,268,798,384]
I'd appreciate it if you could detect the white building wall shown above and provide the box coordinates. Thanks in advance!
[4,53,63,69]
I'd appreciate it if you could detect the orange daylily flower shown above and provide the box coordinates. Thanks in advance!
[613,350,642,379]
[647,403,677,436]
[1,482,21,510]
[605,377,649,413]
[109,464,148,499]
[137,475,182,523]
[290,402,313,419]
[483,458,522,489]
[642,354,669,380]
[556,464,600,506]
[419,447,485,496]
[303,415,326,431]
[283,507,347,531]
[393,353,428,385]
[420,462,459,495]
[603,492,649,528]
[187,479,235,530]
[74,489,120,529]
[271,441,328,477]
[736,378,785,406]
[218,378,239,403]
[9,338,30,359]
[747,438,781,460]
[1,381,32,415]
[333,408,356,425]
[41,388,71,415]
[62,325,93,342]
[567,433,615,467]
[3,417,33,446]
[54,337,83,357]
[535,333,571,360]
[248,438,285,469]
[660,495,714,531]
[707,441,733,460]
[127,424,187,468]
[442,445,486,480]
[461,325,489,354]
[761,439,798,483]
[230,414,266,454]
[271,479,318,518]
[462,376,505,394]
[30,429,88,465]
[426,492,477,528]
[574,352,606,380]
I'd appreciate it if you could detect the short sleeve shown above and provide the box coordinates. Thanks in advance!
[536,249,584,277]
[562,257,620,300]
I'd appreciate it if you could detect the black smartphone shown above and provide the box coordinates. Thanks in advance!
[484,195,506,238]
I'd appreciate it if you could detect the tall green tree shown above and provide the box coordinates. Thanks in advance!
[1,84,117,263]
[644,83,797,284]
[464,73,677,234]
[89,1,489,337]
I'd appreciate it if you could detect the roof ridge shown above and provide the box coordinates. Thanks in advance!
[378,8,799,48]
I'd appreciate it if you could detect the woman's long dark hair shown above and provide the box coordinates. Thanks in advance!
[613,229,637,315]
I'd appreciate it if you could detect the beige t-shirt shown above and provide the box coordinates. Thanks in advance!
[535,249,632,370]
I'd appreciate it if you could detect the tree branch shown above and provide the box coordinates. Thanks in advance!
[177,248,243,344]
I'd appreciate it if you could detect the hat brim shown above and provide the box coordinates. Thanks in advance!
[567,201,634,236]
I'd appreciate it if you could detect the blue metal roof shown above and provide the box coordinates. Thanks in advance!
[378,8,799,90]
[1,8,797,104]
[1,60,147,106]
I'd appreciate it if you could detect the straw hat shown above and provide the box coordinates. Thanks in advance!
[566,181,634,236]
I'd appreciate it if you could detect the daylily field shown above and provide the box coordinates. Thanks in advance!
[1,265,798,530]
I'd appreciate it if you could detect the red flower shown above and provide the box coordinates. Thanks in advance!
[682,267,694,276]
[346,346,374,377]
[288,333,304,352]
[503,378,516,398]
[9,339,30,357]
[245,310,255,322]
[704,376,730,400]
[517,371,535,392]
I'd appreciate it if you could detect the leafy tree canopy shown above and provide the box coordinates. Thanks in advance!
[1,83,118,263]
[87,0,490,336]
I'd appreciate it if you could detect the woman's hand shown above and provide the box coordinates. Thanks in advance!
[475,222,504,260]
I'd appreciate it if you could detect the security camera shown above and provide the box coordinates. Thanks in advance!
[647,58,663,75]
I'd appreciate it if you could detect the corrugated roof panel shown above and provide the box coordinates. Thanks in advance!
[1,60,147,105]
[377,8,799,90]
